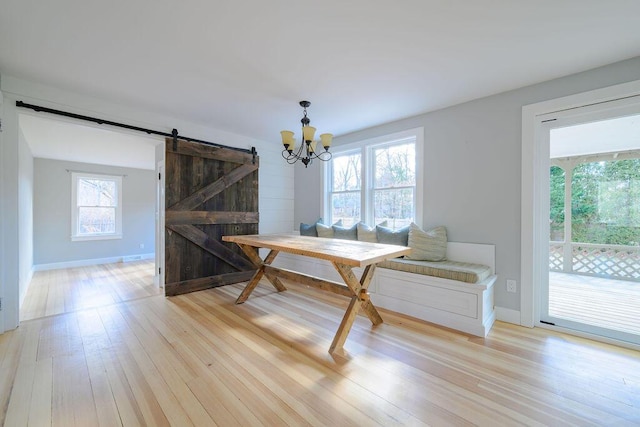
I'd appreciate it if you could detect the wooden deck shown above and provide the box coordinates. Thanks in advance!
[549,272,640,336]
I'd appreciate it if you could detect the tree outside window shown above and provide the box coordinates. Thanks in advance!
[549,165,565,241]
[373,143,415,229]
[330,152,361,227]
[571,159,640,246]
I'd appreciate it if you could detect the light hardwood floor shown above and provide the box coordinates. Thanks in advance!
[2,263,640,426]
[20,260,161,322]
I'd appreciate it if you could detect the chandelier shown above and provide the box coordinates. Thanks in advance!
[280,100,333,167]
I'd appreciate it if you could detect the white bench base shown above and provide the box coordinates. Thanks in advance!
[372,267,496,337]
[270,241,497,337]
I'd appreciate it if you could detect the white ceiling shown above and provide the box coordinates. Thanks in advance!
[2,0,640,167]
[551,113,640,159]
[19,113,160,170]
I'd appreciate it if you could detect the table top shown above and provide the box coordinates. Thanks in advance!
[223,233,411,267]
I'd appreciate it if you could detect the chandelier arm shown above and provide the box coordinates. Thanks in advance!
[282,150,304,164]
[309,150,332,161]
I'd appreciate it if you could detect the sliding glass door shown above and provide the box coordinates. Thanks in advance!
[540,99,640,346]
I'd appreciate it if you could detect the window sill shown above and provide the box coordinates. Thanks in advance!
[71,234,123,242]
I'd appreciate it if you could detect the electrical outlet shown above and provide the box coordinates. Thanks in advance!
[139,243,144,249]
[506,279,517,293]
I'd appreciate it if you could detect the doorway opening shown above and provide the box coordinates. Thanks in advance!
[17,112,164,322]
[542,111,640,345]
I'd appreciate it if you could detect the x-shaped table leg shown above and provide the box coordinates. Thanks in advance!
[329,263,383,353]
[235,244,286,304]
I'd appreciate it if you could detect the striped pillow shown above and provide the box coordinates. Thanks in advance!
[405,223,447,261]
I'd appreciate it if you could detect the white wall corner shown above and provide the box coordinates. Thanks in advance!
[19,268,35,309]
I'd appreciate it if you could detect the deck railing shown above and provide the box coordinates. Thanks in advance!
[550,242,640,281]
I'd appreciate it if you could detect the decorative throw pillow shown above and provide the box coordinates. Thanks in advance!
[406,223,447,261]
[316,219,343,238]
[376,224,410,246]
[300,218,322,236]
[333,222,358,240]
[357,220,388,243]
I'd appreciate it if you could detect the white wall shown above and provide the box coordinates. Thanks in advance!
[0,85,6,333]
[0,75,293,332]
[18,127,34,306]
[0,84,4,334]
[33,159,155,267]
[0,80,20,332]
[294,56,640,316]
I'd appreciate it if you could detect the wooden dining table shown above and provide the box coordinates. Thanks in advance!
[222,233,411,354]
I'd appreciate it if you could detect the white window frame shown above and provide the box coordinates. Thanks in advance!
[323,127,424,228]
[71,172,123,241]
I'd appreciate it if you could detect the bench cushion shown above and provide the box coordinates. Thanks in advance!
[377,258,492,284]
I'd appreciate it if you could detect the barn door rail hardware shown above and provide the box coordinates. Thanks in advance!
[15,101,256,156]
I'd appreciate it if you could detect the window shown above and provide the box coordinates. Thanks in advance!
[549,165,565,241]
[329,151,362,227]
[324,128,423,228]
[372,141,416,229]
[71,172,122,241]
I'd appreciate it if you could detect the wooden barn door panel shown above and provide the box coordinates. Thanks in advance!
[165,138,258,296]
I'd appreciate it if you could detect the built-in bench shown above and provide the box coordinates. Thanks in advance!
[272,241,497,337]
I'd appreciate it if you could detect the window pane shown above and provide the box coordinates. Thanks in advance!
[374,188,414,229]
[331,192,361,227]
[78,207,116,234]
[78,178,117,207]
[550,166,565,241]
[374,143,415,188]
[572,159,640,245]
[332,153,361,191]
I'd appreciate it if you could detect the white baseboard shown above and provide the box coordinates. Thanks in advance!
[495,307,521,325]
[34,253,155,271]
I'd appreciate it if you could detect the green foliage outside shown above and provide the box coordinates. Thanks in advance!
[550,166,565,241]
[550,159,640,246]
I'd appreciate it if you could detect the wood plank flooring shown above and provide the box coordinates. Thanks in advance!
[20,261,160,322]
[3,265,640,425]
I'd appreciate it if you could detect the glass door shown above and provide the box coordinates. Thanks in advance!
[540,100,640,346]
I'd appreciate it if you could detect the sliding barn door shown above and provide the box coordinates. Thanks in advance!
[164,138,259,296]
